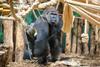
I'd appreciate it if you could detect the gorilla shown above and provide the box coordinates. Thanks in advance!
[24,7,63,64]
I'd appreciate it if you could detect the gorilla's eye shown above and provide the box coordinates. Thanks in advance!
[50,13,57,15]
[50,14,57,18]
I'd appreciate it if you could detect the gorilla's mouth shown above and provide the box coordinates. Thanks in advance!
[50,22,57,27]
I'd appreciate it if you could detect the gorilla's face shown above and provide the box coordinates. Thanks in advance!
[49,12,59,25]
[43,7,60,26]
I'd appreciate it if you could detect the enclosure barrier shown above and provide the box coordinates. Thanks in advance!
[65,17,100,57]
[0,19,13,67]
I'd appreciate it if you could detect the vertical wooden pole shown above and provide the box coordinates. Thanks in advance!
[66,32,71,53]
[70,16,75,53]
[62,2,73,53]
[90,25,95,56]
[72,18,77,54]
[15,22,25,62]
[3,19,13,62]
[83,0,89,55]
[98,29,100,56]
[83,20,89,55]
[77,19,82,55]
[95,26,99,55]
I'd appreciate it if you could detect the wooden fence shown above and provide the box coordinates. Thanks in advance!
[65,17,100,57]
[0,18,100,67]
[0,19,25,67]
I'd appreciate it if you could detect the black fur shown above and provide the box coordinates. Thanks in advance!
[24,7,63,64]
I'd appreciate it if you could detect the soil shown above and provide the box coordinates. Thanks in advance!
[7,53,100,67]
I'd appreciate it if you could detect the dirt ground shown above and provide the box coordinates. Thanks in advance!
[7,53,100,67]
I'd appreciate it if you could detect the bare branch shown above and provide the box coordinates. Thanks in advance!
[9,0,20,21]
[38,0,58,8]
[22,2,40,16]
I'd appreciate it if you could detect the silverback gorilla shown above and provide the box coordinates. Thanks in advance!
[24,7,63,64]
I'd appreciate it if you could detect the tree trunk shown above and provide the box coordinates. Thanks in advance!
[3,19,13,62]
[77,19,82,55]
[95,27,100,56]
[71,18,77,54]
[0,44,9,67]
[98,29,100,56]
[15,22,25,62]
[66,32,71,54]
[80,20,89,55]
[90,26,95,56]
[0,49,8,67]
[83,40,89,55]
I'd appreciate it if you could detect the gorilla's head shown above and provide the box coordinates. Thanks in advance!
[43,7,60,26]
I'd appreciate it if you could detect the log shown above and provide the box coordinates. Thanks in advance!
[0,44,9,67]
[82,20,89,55]
[62,2,73,33]
[98,29,100,56]
[69,4,100,26]
[0,16,15,20]
[82,36,89,55]
[0,50,8,67]
[66,32,71,53]
[77,19,82,55]
[71,18,77,53]
[3,19,14,62]
[96,27,100,56]
[65,0,100,11]
[70,27,73,53]
[15,22,25,62]
[91,0,100,5]
[77,6,100,22]
[90,25,95,56]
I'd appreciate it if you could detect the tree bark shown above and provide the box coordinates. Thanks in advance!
[66,32,71,53]
[77,19,82,55]
[15,22,25,62]
[90,25,95,56]
[98,29,100,56]
[95,27,100,56]
[71,18,77,53]
[0,49,8,67]
[3,19,13,62]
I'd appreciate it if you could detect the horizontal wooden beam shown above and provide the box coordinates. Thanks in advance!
[65,0,100,11]
[1,3,23,10]
[0,16,15,20]
[69,4,100,26]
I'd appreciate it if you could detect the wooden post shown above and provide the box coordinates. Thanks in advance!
[0,49,8,67]
[71,18,77,53]
[66,32,71,53]
[98,29,100,56]
[3,19,14,62]
[77,19,82,55]
[83,20,89,55]
[82,0,89,55]
[95,26,100,56]
[15,22,25,62]
[90,25,95,56]
[62,2,73,54]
